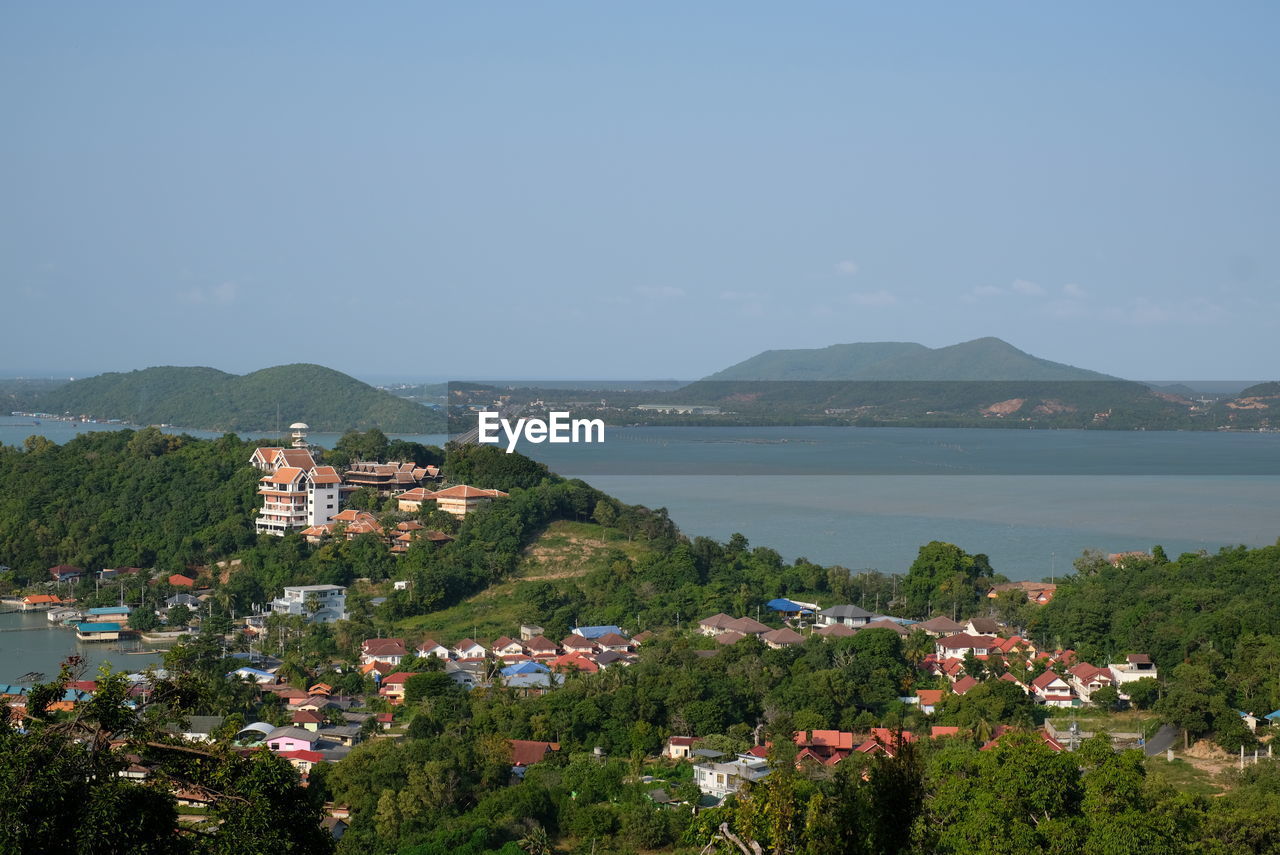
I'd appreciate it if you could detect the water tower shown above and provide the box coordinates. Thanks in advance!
[289,422,310,449]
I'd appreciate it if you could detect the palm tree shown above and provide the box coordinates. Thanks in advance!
[518,825,551,855]
[903,629,934,666]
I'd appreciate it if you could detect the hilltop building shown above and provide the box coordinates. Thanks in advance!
[251,426,343,536]
[270,585,347,624]
[342,461,440,496]
[395,484,508,517]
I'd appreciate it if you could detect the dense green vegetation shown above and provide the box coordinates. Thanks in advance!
[1,662,334,855]
[15,363,444,433]
[0,428,262,583]
[1030,545,1280,750]
[4,427,1280,854]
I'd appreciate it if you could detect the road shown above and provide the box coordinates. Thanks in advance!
[1143,723,1178,756]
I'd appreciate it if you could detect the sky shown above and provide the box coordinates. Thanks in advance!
[2,3,1278,382]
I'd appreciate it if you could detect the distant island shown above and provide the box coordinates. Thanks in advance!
[705,336,1117,382]
[5,341,1277,435]
[446,338,1279,432]
[5,363,446,434]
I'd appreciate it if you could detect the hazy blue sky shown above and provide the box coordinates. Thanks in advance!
[2,3,1277,382]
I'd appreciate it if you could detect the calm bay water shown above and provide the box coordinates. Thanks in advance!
[2,417,1277,596]
[0,610,163,685]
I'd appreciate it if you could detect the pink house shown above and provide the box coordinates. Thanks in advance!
[266,726,319,753]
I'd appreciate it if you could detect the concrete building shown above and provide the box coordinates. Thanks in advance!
[252,428,343,536]
[693,754,770,799]
[270,585,347,623]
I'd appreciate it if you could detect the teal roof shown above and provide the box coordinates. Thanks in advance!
[77,622,121,632]
[87,606,131,615]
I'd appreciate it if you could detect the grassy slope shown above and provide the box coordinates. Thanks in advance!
[390,521,655,642]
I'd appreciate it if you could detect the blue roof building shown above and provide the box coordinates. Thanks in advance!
[501,661,551,677]
[765,598,815,615]
[86,606,132,616]
[76,622,121,632]
[572,625,625,639]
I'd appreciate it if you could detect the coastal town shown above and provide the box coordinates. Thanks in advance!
[2,421,1278,855]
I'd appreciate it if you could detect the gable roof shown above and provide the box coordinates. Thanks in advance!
[265,726,318,744]
[427,485,509,500]
[453,638,485,654]
[361,638,407,657]
[936,633,993,650]
[278,749,326,763]
[916,689,946,706]
[967,617,1001,634]
[1032,671,1069,690]
[572,625,625,639]
[796,729,856,750]
[917,616,965,634]
[309,466,341,485]
[379,672,415,686]
[726,616,770,635]
[510,739,560,767]
[813,624,857,638]
[761,627,805,646]
[820,604,875,619]
[952,675,980,695]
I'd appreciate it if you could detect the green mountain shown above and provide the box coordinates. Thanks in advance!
[706,336,1115,381]
[26,364,444,434]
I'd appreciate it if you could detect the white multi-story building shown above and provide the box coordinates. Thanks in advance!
[270,585,347,623]
[251,426,342,536]
[693,754,771,799]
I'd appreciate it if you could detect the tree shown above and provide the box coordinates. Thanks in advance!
[1072,549,1111,577]
[1124,678,1160,710]
[1158,663,1219,749]
[167,603,192,628]
[129,608,160,632]
[0,659,334,855]
[1090,685,1121,711]
[901,542,995,619]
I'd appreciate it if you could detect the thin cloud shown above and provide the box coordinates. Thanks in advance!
[634,285,686,299]
[968,279,1047,301]
[847,289,898,308]
[1100,297,1231,326]
[1062,282,1088,299]
[180,281,239,305]
[835,260,859,276]
[720,289,767,318]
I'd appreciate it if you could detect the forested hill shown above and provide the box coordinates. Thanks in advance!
[706,337,1117,381]
[17,363,445,433]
